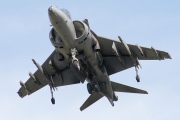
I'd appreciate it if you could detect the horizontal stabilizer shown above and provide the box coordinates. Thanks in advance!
[111,81,148,94]
[80,92,103,111]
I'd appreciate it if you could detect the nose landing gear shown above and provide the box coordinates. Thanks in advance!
[71,48,80,71]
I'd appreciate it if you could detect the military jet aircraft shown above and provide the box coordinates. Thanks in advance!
[17,6,171,111]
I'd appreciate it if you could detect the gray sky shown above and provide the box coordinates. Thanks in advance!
[0,0,179,120]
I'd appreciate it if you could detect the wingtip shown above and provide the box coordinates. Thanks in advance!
[17,91,23,98]
[167,53,172,59]
[138,90,148,94]
[80,107,84,111]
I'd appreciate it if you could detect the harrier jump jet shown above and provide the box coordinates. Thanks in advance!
[17,6,171,111]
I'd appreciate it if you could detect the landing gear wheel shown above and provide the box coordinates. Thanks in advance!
[114,94,118,101]
[51,97,55,104]
[136,75,140,82]
[87,83,93,94]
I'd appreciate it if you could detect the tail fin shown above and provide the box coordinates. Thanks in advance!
[111,81,148,94]
[80,92,103,111]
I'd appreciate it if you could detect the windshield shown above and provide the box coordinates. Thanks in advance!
[61,9,71,19]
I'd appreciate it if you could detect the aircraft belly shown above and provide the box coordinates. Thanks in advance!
[53,19,76,49]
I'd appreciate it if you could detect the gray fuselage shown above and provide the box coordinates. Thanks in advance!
[48,6,115,104]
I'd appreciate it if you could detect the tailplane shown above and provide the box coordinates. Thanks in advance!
[80,82,147,111]
[108,97,114,106]
[111,81,148,94]
[80,92,103,111]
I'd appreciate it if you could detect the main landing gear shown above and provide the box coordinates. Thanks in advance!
[87,82,100,94]
[113,93,118,101]
[87,83,93,94]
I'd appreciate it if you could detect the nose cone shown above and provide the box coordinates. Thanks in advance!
[48,6,60,19]
[48,6,69,25]
[48,6,57,22]
[48,6,54,14]
[48,6,52,12]
[48,6,64,24]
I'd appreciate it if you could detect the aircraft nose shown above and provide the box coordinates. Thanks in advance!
[48,6,53,12]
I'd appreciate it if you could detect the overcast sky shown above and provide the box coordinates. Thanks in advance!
[0,0,179,120]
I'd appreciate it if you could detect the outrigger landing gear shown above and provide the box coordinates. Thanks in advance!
[136,75,140,82]
[135,66,140,82]
[51,97,55,104]
[50,86,55,104]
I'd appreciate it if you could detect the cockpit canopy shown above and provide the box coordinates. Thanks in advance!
[60,9,71,19]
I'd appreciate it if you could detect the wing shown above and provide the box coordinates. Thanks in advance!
[96,36,171,75]
[17,50,82,98]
